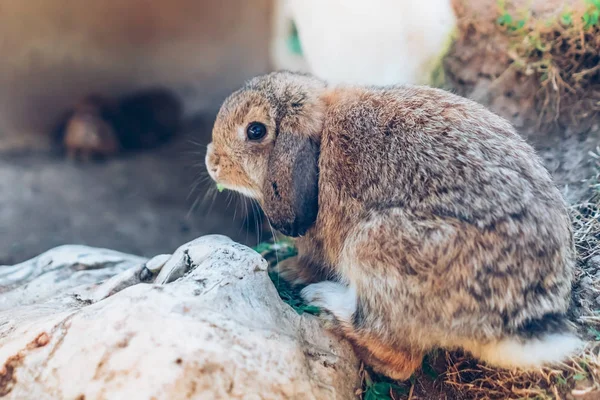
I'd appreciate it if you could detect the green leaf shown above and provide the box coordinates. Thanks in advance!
[556,375,568,386]
[216,183,225,192]
[588,327,600,341]
[297,304,321,315]
[587,0,600,8]
[497,13,513,26]
[261,240,319,316]
[364,390,378,400]
[583,12,592,28]
[573,373,587,381]
[363,382,407,400]
[561,12,573,26]
[371,382,391,395]
[515,19,526,29]
[590,9,600,26]
[252,242,272,254]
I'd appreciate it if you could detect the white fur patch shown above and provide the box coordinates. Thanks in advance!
[474,334,583,369]
[301,281,357,323]
[226,185,259,199]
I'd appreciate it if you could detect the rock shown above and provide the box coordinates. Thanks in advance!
[0,245,146,311]
[0,235,359,399]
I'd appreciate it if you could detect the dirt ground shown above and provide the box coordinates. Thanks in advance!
[0,116,264,265]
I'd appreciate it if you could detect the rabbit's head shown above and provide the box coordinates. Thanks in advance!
[206,72,327,237]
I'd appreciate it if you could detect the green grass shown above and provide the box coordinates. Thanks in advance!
[497,0,600,31]
[252,239,320,316]
[490,0,600,130]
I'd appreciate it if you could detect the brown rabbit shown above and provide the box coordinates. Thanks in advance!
[57,89,182,161]
[205,71,581,380]
[62,95,121,161]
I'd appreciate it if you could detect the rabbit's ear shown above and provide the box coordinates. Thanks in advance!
[262,131,319,237]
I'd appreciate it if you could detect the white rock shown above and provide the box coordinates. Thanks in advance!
[145,254,171,273]
[0,235,359,399]
[0,245,146,311]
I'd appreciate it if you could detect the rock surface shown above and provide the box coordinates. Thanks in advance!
[0,235,359,399]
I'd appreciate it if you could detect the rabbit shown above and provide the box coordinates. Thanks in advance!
[58,89,182,161]
[205,71,581,380]
[62,95,121,161]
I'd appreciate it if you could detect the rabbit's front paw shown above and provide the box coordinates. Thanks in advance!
[270,256,329,286]
[269,256,310,285]
[301,281,356,323]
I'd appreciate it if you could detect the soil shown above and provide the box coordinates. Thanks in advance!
[446,0,598,138]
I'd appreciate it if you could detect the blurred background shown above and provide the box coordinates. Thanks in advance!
[1,0,598,264]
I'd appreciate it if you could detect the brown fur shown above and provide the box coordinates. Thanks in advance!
[206,71,578,379]
[63,95,120,160]
[60,89,182,160]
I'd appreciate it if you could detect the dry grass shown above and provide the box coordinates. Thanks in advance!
[446,0,600,136]
[499,1,600,132]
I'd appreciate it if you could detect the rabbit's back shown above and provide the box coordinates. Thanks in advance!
[321,85,562,220]
[314,85,575,337]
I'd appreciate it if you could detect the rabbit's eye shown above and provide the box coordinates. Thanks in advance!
[246,122,267,141]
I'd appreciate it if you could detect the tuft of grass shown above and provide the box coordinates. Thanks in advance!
[496,0,528,31]
[494,0,600,131]
[357,365,410,400]
[253,239,320,315]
